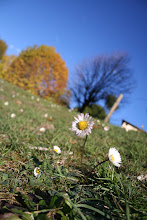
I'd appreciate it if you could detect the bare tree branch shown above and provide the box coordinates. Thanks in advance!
[70,53,135,112]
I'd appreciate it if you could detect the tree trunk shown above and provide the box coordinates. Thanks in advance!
[104,94,123,122]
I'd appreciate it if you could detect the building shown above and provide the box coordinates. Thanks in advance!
[121,120,140,132]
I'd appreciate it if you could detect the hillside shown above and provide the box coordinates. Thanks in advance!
[0,79,147,219]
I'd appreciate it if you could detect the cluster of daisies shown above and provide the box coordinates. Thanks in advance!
[4,100,52,132]
[34,113,122,178]
[3,93,43,120]
[31,96,40,102]
[39,114,52,133]
[0,83,145,181]
[71,113,121,166]
[34,146,61,178]
[4,101,24,118]
[97,119,110,131]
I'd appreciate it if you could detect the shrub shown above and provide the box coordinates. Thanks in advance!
[83,104,106,119]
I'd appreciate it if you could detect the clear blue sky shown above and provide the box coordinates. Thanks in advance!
[0,0,147,130]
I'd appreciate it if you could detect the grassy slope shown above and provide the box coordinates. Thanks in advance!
[0,79,147,219]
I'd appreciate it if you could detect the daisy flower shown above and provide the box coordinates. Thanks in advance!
[39,127,46,132]
[20,109,24,112]
[37,98,40,102]
[108,148,121,167]
[44,113,48,118]
[34,167,42,178]
[137,175,145,181]
[4,101,9,106]
[104,126,109,131]
[11,113,16,118]
[71,113,94,137]
[31,96,34,100]
[54,146,61,154]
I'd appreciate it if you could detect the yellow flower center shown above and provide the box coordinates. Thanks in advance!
[36,168,40,174]
[54,148,58,153]
[111,155,115,162]
[78,121,88,130]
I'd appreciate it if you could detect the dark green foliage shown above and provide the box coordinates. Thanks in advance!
[105,94,118,109]
[83,104,106,119]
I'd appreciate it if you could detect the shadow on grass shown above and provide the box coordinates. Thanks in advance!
[32,155,43,166]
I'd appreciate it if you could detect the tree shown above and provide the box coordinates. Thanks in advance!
[0,39,7,61]
[0,55,16,78]
[4,45,68,101]
[70,53,134,112]
[105,94,118,110]
[83,104,106,119]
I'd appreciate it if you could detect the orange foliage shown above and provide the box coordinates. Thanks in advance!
[0,39,8,60]
[4,45,68,101]
[0,55,16,78]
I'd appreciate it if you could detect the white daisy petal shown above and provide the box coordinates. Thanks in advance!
[11,113,16,118]
[54,146,61,154]
[39,127,46,132]
[4,101,9,106]
[34,167,42,178]
[74,116,79,122]
[108,148,121,167]
[44,113,48,118]
[85,113,90,120]
[137,175,145,181]
[77,113,83,121]
[104,126,109,131]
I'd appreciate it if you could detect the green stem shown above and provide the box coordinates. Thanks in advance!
[92,158,109,171]
[78,185,84,202]
[81,135,88,164]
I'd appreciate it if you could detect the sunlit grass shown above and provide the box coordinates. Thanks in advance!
[0,79,146,219]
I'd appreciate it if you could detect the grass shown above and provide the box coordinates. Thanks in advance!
[0,79,147,219]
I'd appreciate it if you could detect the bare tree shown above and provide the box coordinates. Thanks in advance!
[70,53,135,112]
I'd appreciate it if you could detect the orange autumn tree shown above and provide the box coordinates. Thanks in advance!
[0,39,8,61]
[5,45,68,101]
[0,55,16,77]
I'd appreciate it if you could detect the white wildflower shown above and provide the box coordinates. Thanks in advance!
[108,148,121,167]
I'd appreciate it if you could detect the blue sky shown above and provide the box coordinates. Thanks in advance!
[0,0,147,130]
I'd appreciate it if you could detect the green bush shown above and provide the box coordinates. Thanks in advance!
[83,104,106,119]
[105,94,119,110]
